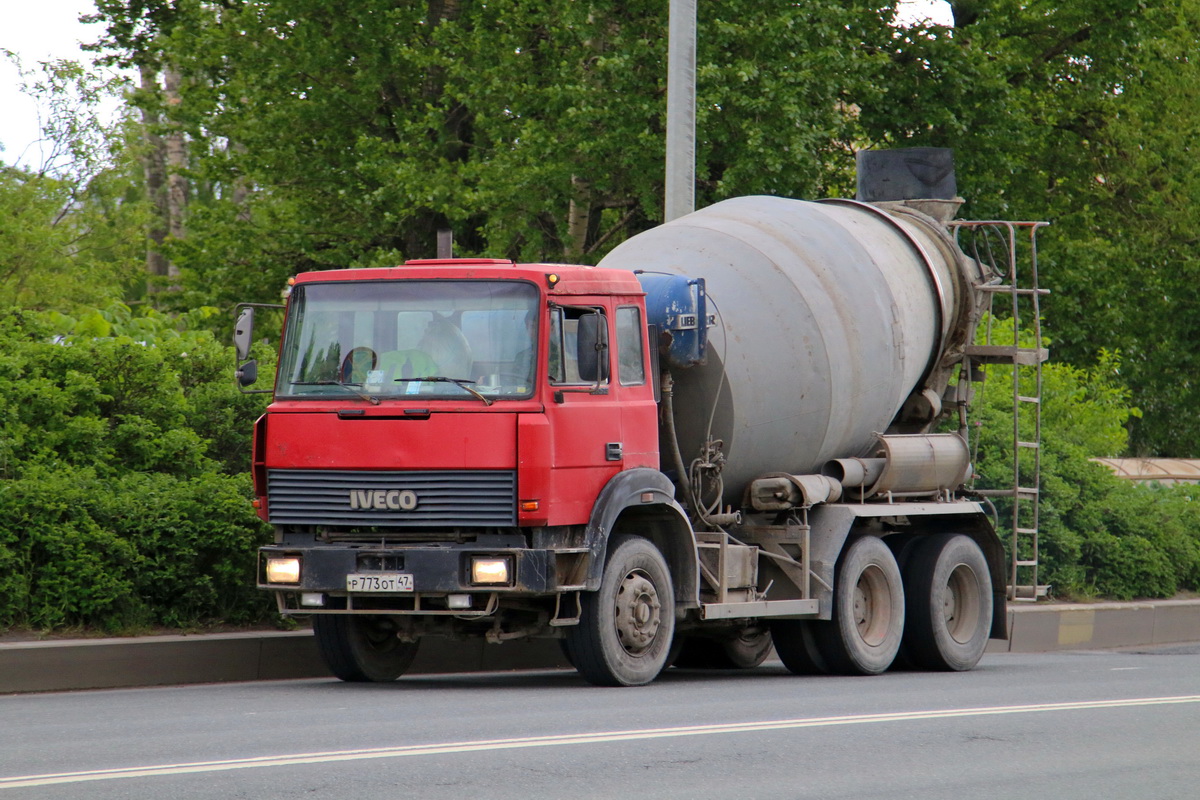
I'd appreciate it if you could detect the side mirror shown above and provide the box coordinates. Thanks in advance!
[576,312,609,383]
[232,302,284,394]
[233,307,255,361]
[236,359,259,387]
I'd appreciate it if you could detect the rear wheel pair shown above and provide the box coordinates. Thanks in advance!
[771,534,991,676]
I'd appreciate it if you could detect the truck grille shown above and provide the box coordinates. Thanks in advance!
[267,469,517,527]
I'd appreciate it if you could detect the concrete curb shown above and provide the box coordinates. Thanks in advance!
[3,599,1198,694]
[988,598,1200,653]
[0,632,569,694]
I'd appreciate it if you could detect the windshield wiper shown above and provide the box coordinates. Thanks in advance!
[400,376,493,406]
[290,380,381,405]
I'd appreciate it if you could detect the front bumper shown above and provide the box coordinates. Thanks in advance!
[257,544,558,595]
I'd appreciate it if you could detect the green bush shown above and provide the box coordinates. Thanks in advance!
[0,305,274,631]
[971,322,1200,599]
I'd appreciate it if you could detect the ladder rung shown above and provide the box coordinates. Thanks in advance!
[1015,527,1039,535]
[1014,560,1040,567]
[977,285,1051,296]
[972,487,1040,498]
[1009,584,1051,600]
[1017,395,1041,404]
[1017,441,1040,449]
[964,345,1050,366]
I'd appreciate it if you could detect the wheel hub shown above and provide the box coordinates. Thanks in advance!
[943,586,959,623]
[853,565,891,647]
[945,563,981,644]
[362,618,402,654]
[614,569,662,654]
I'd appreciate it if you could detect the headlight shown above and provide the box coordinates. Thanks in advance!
[265,557,301,584]
[470,556,511,585]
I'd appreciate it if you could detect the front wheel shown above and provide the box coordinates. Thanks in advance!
[811,535,904,675]
[901,534,993,671]
[565,535,676,686]
[313,614,420,682]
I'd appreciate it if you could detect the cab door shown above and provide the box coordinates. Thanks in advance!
[613,303,659,470]
[542,303,624,525]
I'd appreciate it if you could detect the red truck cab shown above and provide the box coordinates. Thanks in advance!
[249,259,683,678]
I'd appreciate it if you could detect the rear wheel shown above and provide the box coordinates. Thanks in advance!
[565,535,676,686]
[313,614,420,682]
[901,534,993,671]
[811,536,904,675]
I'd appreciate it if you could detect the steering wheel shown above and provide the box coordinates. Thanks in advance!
[340,347,378,383]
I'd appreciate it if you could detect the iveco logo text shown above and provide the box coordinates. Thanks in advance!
[349,490,419,511]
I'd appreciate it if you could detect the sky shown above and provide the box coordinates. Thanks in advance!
[0,0,123,171]
[0,0,954,173]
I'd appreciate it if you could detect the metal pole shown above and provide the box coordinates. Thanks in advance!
[437,228,453,259]
[665,0,696,222]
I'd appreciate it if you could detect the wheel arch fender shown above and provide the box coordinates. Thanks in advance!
[809,504,1006,637]
[583,468,699,608]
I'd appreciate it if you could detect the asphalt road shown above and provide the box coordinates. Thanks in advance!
[2,645,1198,799]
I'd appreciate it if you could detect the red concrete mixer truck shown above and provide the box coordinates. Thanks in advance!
[234,151,1045,686]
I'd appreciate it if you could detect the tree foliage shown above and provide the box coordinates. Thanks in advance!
[86,0,900,313]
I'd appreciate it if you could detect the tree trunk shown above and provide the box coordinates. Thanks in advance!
[163,66,187,281]
[141,64,170,288]
[229,149,252,221]
[566,176,591,258]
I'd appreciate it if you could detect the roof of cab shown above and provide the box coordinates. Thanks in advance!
[290,258,644,296]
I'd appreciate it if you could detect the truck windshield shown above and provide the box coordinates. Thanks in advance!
[276,280,540,401]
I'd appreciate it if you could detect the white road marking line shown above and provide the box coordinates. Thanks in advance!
[3,695,1198,789]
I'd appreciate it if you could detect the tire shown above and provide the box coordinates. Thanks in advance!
[769,619,831,675]
[811,535,904,675]
[557,637,576,669]
[886,536,921,671]
[670,636,719,668]
[665,634,686,668]
[674,625,773,670]
[565,535,676,686]
[901,534,993,671]
[313,614,420,682]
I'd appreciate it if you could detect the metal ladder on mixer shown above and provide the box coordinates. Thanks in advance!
[952,220,1050,601]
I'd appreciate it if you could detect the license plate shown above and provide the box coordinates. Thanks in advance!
[346,573,414,593]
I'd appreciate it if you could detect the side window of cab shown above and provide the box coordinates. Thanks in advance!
[616,306,645,386]
[550,306,609,385]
